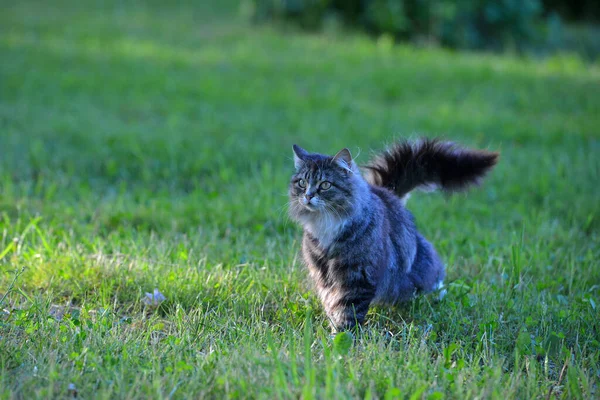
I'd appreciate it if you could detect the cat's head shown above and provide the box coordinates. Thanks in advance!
[289,144,364,222]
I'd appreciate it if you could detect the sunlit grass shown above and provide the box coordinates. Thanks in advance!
[1,0,599,398]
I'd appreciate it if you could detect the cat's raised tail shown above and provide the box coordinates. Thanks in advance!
[363,138,499,200]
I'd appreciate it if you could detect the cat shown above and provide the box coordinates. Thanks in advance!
[288,138,498,332]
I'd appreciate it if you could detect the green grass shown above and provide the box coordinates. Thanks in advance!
[1,1,599,398]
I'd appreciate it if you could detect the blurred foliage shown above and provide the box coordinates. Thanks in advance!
[246,0,599,53]
[542,0,600,22]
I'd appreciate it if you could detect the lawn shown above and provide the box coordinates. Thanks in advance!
[1,0,599,398]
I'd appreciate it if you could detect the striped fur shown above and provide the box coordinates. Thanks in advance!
[363,138,499,200]
[289,139,498,332]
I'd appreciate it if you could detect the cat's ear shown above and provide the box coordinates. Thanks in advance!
[333,148,353,172]
[293,144,308,169]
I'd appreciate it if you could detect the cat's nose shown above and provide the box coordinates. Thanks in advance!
[305,193,315,201]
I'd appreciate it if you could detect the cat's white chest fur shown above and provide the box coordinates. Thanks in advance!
[303,215,347,249]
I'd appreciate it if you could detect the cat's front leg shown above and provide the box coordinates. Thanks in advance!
[324,286,375,332]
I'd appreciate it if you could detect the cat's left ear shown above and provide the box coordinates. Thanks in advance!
[293,144,308,169]
[333,148,353,173]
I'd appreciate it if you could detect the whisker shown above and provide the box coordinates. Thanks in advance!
[353,147,362,162]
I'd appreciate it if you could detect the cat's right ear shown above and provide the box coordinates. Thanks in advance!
[293,144,308,170]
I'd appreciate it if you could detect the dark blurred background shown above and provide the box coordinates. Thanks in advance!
[246,0,600,59]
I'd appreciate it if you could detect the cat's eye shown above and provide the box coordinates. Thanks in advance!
[298,179,306,188]
[319,181,332,190]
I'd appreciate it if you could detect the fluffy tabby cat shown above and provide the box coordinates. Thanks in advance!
[288,138,498,332]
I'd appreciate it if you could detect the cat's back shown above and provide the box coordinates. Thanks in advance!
[369,185,417,231]
[369,184,419,273]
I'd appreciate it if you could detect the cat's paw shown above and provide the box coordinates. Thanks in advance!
[435,280,447,301]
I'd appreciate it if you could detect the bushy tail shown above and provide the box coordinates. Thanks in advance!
[363,138,499,200]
